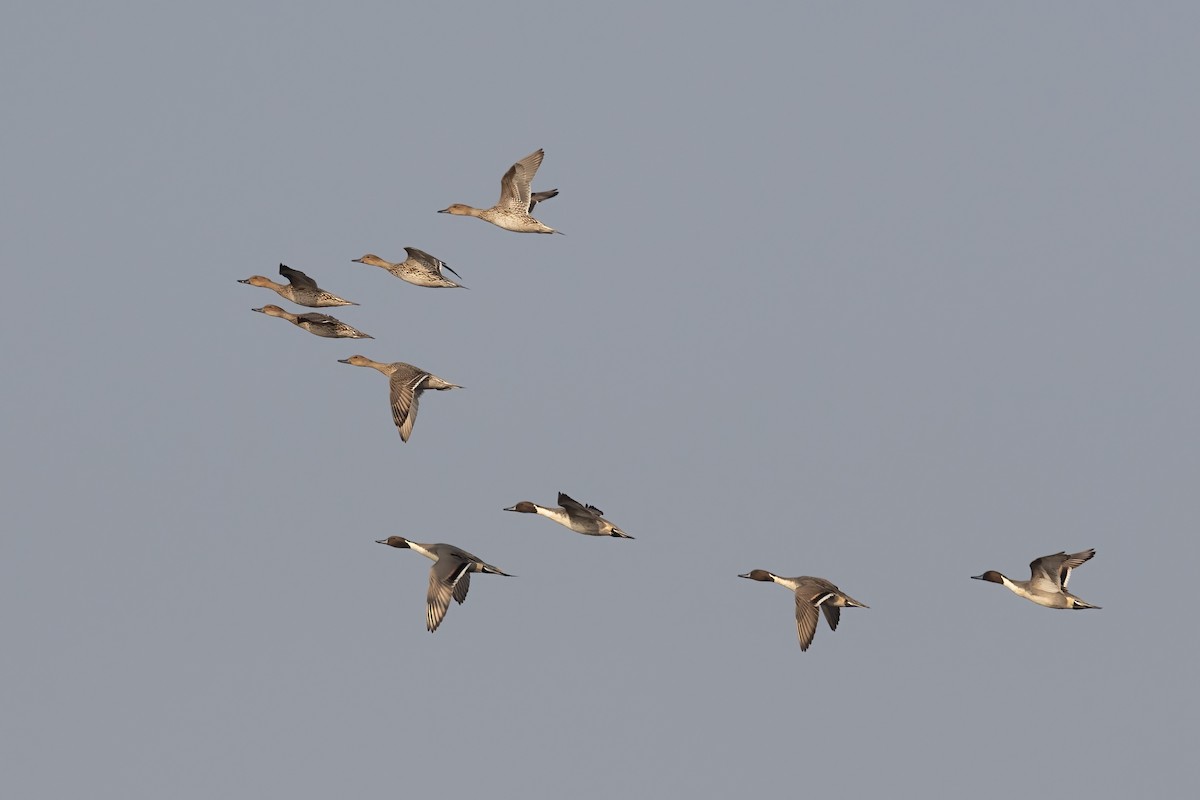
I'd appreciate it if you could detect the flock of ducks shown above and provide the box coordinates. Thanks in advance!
[241,149,1102,649]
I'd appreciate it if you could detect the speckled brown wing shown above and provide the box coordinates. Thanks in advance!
[403,247,463,280]
[497,149,544,212]
[388,370,426,442]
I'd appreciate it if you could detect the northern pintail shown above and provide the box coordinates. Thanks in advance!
[238,264,358,307]
[738,570,869,652]
[972,549,1100,609]
[504,492,633,538]
[375,536,513,632]
[337,355,461,441]
[352,249,466,289]
[438,148,562,234]
[252,305,373,339]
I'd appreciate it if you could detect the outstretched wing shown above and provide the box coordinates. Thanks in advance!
[279,264,319,289]
[1028,551,1094,592]
[528,188,559,212]
[794,594,820,652]
[558,492,601,518]
[497,149,544,211]
[389,371,427,442]
[404,247,463,280]
[452,572,471,605]
[821,604,841,632]
[427,557,471,632]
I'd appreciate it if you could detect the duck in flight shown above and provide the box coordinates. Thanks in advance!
[438,148,562,234]
[972,549,1100,609]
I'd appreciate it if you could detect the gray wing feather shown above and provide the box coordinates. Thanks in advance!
[794,594,820,652]
[558,492,602,518]
[426,558,470,631]
[452,572,471,605]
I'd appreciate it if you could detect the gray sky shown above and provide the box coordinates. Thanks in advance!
[3,3,1197,797]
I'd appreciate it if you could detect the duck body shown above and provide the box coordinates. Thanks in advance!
[438,148,562,233]
[338,355,461,441]
[504,492,632,538]
[252,305,372,339]
[352,248,466,289]
[239,264,358,307]
[972,549,1100,609]
[376,536,512,631]
[739,569,869,651]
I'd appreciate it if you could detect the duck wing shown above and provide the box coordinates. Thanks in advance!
[528,188,559,212]
[558,492,602,518]
[497,149,544,212]
[404,247,463,280]
[295,312,338,325]
[1030,549,1095,591]
[426,556,471,632]
[452,572,471,605]
[279,264,319,290]
[389,369,428,442]
[794,594,821,652]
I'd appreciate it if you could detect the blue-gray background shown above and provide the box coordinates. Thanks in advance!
[3,3,1196,797]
